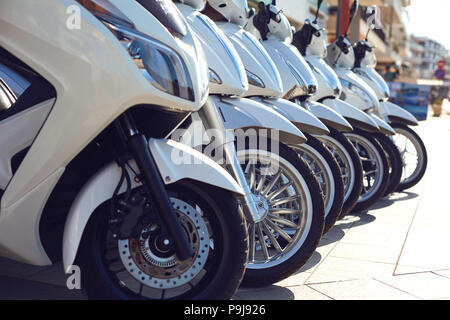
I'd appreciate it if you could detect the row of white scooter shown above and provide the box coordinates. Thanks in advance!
[0,0,427,299]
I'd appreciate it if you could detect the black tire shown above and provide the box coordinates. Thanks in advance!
[77,180,249,300]
[374,133,403,197]
[391,123,428,192]
[294,134,345,234]
[237,138,325,288]
[345,129,390,212]
[319,129,364,218]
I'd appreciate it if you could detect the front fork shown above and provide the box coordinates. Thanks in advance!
[115,113,193,261]
[196,99,265,224]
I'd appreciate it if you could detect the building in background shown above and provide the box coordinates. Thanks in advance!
[248,0,449,84]
[408,36,450,80]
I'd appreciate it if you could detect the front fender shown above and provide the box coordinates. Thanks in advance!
[251,97,330,135]
[380,101,419,126]
[62,138,244,272]
[302,100,353,133]
[369,114,396,136]
[322,98,380,133]
[220,97,307,145]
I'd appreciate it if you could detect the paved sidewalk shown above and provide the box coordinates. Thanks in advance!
[1,112,449,300]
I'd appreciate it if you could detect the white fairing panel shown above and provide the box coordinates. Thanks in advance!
[322,98,380,132]
[302,100,353,133]
[252,97,329,135]
[220,97,306,144]
[380,101,419,126]
[354,67,390,101]
[306,55,342,100]
[262,39,317,100]
[0,99,54,190]
[334,68,380,112]
[219,22,283,98]
[63,138,245,272]
[369,113,396,136]
[0,169,64,265]
[178,4,248,96]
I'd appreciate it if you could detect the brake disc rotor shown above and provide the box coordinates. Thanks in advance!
[118,198,210,290]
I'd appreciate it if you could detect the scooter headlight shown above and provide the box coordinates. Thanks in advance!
[78,0,195,101]
[110,23,195,101]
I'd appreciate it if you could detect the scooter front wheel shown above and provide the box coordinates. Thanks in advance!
[77,180,249,300]
[374,133,403,197]
[290,134,345,234]
[345,129,389,212]
[236,138,325,288]
[391,123,428,192]
[317,129,363,217]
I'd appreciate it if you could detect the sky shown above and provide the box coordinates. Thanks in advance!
[405,0,450,50]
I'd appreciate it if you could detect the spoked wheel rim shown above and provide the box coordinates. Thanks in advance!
[318,136,355,202]
[290,144,334,217]
[392,127,424,185]
[237,149,313,269]
[346,133,384,202]
[100,189,221,300]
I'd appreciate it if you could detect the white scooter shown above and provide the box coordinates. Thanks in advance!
[351,6,427,192]
[292,0,397,212]
[0,0,250,300]
[179,0,326,286]
[245,2,361,225]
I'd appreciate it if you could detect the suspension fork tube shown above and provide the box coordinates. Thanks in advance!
[199,99,262,223]
[118,112,193,261]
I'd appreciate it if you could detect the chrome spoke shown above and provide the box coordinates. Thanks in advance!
[265,219,292,243]
[364,170,378,177]
[261,221,282,253]
[255,173,266,193]
[249,223,256,262]
[266,182,293,202]
[270,194,300,206]
[261,170,282,197]
[268,214,298,228]
[257,223,269,260]
[269,207,299,215]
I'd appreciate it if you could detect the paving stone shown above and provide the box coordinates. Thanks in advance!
[329,242,402,265]
[305,256,396,284]
[307,279,418,300]
[375,272,450,300]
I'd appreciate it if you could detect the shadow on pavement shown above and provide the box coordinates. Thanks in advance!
[0,275,86,300]
[234,285,295,300]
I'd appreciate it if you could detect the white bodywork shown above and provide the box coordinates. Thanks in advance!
[354,67,419,126]
[177,4,248,96]
[219,22,284,98]
[322,98,379,132]
[261,39,317,100]
[302,100,353,133]
[369,113,395,136]
[353,67,390,101]
[251,97,329,136]
[0,0,234,266]
[380,101,419,126]
[334,67,380,113]
[63,138,245,271]
[0,99,54,190]
[220,97,306,145]
[306,55,342,100]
